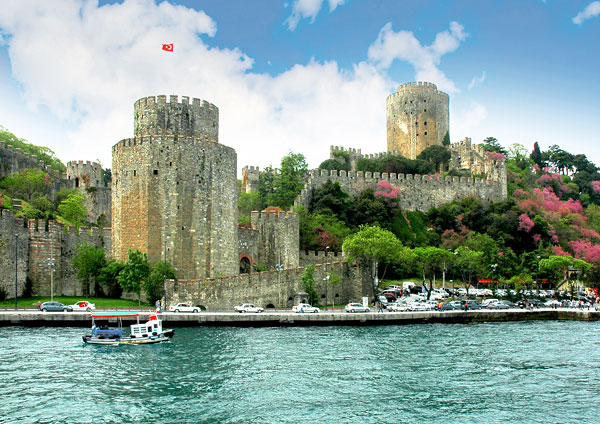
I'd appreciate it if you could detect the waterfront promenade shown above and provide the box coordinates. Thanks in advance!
[0,308,598,327]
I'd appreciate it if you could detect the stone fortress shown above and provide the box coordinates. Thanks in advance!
[0,81,507,309]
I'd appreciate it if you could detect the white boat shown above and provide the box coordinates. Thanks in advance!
[82,311,175,345]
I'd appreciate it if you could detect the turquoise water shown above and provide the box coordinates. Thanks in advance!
[1,321,599,423]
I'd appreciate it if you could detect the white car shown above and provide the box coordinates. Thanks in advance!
[292,303,320,313]
[169,303,200,313]
[344,303,370,313]
[71,300,96,312]
[388,301,410,312]
[234,303,264,313]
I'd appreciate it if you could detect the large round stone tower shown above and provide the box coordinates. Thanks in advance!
[386,82,449,159]
[112,95,238,280]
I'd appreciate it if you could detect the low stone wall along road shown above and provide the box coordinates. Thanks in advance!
[0,308,598,327]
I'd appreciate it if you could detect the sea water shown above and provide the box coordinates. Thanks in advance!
[1,321,599,423]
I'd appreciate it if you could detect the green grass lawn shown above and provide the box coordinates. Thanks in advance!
[0,296,152,309]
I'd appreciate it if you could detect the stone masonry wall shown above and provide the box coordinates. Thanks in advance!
[386,82,449,159]
[0,210,110,298]
[0,210,29,299]
[299,250,344,267]
[165,261,370,310]
[112,134,238,280]
[250,209,299,269]
[295,169,506,213]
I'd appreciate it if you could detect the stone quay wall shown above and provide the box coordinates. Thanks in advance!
[0,209,110,298]
[294,169,506,213]
[386,82,449,159]
[165,261,370,310]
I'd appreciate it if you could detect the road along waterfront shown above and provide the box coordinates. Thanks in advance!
[0,308,598,327]
[1,320,599,423]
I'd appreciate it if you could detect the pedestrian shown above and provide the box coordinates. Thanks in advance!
[378,301,384,313]
[529,302,533,311]
[464,300,468,311]
[155,299,161,314]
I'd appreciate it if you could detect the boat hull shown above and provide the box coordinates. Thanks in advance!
[83,334,171,345]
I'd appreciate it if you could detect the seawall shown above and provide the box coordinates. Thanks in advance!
[1,309,597,327]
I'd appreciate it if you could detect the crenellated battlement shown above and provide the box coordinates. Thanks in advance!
[133,94,219,140]
[386,81,449,103]
[134,94,218,113]
[0,140,61,179]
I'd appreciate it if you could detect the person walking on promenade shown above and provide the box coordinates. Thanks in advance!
[378,301,384,313]
[464,300,468,311]
[530,302,534,311]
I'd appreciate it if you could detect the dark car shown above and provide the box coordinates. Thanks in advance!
[39,301,73,312]
[462,300,482,310]
[499,300,517,308]
[439,303,460,311]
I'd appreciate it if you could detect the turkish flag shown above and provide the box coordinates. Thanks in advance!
[162,44,173,52]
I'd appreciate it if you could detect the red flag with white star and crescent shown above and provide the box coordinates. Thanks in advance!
[162,44,173,52]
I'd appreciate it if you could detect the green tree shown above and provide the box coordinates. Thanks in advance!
[98,260,125,298]
[482,137,507,154]
[0,168,50,201]
[530,141,545,169]
[343,225,403,297]
[318,158,350,171]
[72,242,107,296]
[269,152,308,209]
[417,145,451,172]
[57,194,88,226]
[453,246,485,295]
[413,246,453,299]
[144,261,176,305]
[539,255,590,293]
[442,131,450,146]
[301,264,319,306]
[238,191,263,225]
[117,249,151,307]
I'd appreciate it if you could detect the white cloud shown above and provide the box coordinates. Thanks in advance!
[285,0,346,31]
[457,102,488,136]
[573,1,600,24]
[367,21,467,93]
[0,0,390,173]
[468,71,486,89]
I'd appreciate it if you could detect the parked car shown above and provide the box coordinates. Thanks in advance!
[388,301,410,312]
[487,301,510,310]
[518,299,543,309]
[462,300,482,310]
[499,300,517,308]
[234,303,264,313]
[345,303,370,313]
[169,303,200,313]
[292,303,320,313]
[439,302,460,311]
[481,298,499,308]
[39,301,72,312]
[70,300,96,312]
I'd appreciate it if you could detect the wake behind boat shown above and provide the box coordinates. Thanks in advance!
[82,311,175,345]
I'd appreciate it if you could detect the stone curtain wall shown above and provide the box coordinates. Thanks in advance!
[299,250,344,267]
[386,82,449,159]
[165,260,369,310]
[0,210,110,298]
[295,169,506,213]
[0,210,29,298]
[238,226,259,269]
[250,210,299,269]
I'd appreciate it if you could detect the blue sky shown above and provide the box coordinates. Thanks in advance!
[0,0,599,173]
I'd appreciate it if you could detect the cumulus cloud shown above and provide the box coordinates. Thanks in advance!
[462,102,488,131]
[285,0,346,31]
[468,71,486,89]
[573,1,600,24]
[367,21,467,93]
[0,0,389,172]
